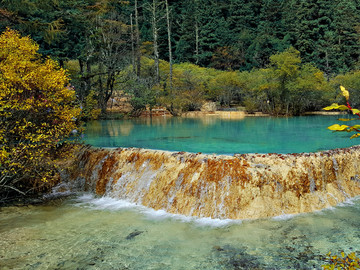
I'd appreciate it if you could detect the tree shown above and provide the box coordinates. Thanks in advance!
[283,0,360,75]
[196,0,230,66]
[210,46,244,70]
[227,0,261,70]
[0,0,89,65]
[287,63,331,115]
[96,12,132,114]
[265,47,302,115]
[332,0,360,73]
[146,0,166,83]
[253,47,330,115]
[250,0,290,68]
[173,0,197,63]
[208,70,244,105]
[80,2,132,115]
[0,29,81,200]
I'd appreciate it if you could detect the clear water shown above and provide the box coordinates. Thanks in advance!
[1,194,359,269]
[84,115,359,154]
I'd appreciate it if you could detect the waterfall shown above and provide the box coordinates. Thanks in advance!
[62,145,360,219]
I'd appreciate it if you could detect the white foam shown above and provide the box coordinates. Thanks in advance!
[74,194,137,210]
[336,195,360,207]
[72,194,360,226]
[193,216,241,227]
[272,213,298,221]
[272,196,360,220]
[142,207,241,227]
[72,194,241,227]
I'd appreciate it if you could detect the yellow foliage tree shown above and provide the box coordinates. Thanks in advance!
[0,28,81,200]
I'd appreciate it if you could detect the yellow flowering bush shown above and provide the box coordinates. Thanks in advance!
[0,28,81,200]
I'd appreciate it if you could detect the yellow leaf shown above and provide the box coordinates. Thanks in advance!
[337,105,350,111]
[340,85,349,101]
[328,124,350,131]
[351,125,360,130]
[351,109,360,114]
[323,103,340,110]
[350,133,360,139]
[337,118,356,122]
[323,103,349,111]
[348,252,356,260]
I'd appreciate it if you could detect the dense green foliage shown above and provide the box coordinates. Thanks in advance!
[131,47,332,116]
[0,0,359,116]
[155,0,359,74]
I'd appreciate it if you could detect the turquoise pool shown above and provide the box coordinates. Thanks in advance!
[84,115,359,154]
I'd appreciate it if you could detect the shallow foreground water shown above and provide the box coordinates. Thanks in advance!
[84,115,358,154]
[1,194,359,269]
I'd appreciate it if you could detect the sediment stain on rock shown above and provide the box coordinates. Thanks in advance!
[63,146,360,219]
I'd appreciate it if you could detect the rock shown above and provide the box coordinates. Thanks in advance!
[126,230,144,240]
[63,145,360,220]
[107,94,133,113]
[201,102,217,112]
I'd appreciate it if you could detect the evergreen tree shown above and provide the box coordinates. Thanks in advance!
[227,0,260,70]
[173,0,197,63]
[250,0,290,68]
[332,0,360,73]
[196,0,230,66]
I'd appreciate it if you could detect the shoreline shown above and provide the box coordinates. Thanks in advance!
[106,110,346,120]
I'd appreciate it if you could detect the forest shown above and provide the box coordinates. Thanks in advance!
[2,2,360,267]
[0,0,360,117]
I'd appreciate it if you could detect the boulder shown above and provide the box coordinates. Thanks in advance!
[201,102,217,112]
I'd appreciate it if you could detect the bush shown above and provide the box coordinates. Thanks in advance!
[0,28,81,201]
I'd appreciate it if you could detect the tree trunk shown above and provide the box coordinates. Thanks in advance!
[325,50,330,81]
[194,0,199,65]
[152,0,160,83]
[195,20,199,65]
[165,0,172,89]
[98,63,106,115]
[135,0,141,77]
[79,58,92,103]
[130,14,136,73]
[78,58,85,102]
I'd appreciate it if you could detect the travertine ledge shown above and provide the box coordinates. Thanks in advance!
[62,146,360,219]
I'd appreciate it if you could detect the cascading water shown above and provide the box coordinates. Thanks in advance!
[62,145,360,219]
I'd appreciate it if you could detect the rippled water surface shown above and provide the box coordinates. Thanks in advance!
[84,115,359,154]
[1,195,359,269]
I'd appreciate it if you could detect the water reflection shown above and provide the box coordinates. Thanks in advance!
[84,115,357,154]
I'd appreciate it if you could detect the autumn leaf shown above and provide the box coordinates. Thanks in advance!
[323,103,349,111]
[0,28,81,196]
[337,118,356,121]
[340,85,349,101]
[351,108,360,114]
[327,124,350,131]
[350,133,360,139]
